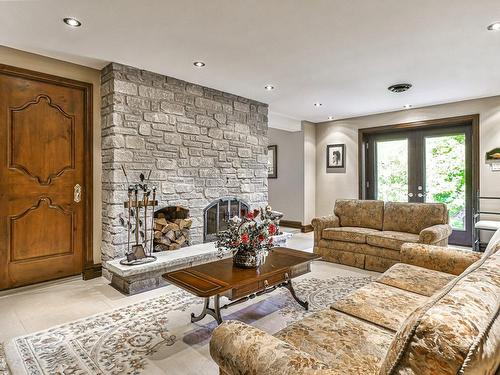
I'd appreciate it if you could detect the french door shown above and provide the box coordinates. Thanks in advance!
[364,124,474,246]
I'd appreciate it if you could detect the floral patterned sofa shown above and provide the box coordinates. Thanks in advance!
[209,229,500,375]
[311,199,452,272]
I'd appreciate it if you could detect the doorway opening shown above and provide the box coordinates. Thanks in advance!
[359,115,479,247]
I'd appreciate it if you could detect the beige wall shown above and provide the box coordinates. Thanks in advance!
[303,121,316,224]
[315,96,500,217]
[268,128,304,222]
[268,122,317,225]
[0,46,103,263]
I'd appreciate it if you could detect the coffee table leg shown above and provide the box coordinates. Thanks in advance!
[191,295,223,324]
[285,280,309,311]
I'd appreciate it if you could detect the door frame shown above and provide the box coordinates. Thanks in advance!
[358,115,480,243]
[0,64,95,278]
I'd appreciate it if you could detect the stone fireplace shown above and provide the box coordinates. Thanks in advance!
[100,62,269,273]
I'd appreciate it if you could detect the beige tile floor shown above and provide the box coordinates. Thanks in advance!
[0,229,316,343]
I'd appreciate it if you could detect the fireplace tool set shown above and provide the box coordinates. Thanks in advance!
[120,166,158,266]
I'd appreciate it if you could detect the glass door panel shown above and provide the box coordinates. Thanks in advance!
[424,134,466,231]
[375,139,409,202]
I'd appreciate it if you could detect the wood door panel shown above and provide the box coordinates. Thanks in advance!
[9,95,75,185]
[10,198,74,262]
[8,254,79,287]
[0,65,92,290]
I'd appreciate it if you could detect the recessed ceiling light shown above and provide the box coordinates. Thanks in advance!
[264,85,275,91]
[328,116,334,120]
[63,17,81,27]
[193,61,206,68]
[403,104,412,109]
[487,22,500,31]
[314,102,322,107]
[388,83,412,93]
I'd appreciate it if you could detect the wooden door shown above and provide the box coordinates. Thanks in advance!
[0,66,92,290]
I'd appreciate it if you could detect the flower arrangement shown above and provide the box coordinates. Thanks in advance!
[216,206,279,268]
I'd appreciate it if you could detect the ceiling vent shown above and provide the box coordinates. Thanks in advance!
[388,83,412,93]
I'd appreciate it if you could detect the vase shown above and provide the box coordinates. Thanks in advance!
[233,249,266,268]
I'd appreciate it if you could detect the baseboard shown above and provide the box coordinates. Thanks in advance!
[302,224,313,233]
[280,220,313,233]
[83,264,102,280]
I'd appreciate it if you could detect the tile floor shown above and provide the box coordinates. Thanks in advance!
[0,229,316,343]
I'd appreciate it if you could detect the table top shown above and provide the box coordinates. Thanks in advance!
[163,247,320,297]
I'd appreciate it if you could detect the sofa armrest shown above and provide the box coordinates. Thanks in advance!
[210,320,332,375]
[311,215,340,246]
[400,243,482,276]
[419,224,453,244]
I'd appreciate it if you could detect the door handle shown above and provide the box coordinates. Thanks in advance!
[417,192,427,198]
[408,192,414,197]
[74,184,82,203]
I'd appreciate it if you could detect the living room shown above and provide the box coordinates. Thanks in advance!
[0,1,499,374]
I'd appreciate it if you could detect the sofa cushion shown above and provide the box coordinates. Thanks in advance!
[484,228,500,257]
[366,231,420,251]
[380,252,500,375]
[334,199,384,230]
[275,309,394,375]
[377,263,456,297]
[383,201,448,234]
[332,282,427,331]
[322,226,380,243]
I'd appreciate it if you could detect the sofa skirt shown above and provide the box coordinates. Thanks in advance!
[314,240,401,272]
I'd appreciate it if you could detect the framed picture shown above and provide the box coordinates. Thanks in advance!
[268,145,277,178]
[326,144,345,168]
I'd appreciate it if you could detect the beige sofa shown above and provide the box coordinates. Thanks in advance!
[210,230,500,375]
[312,199,452,272]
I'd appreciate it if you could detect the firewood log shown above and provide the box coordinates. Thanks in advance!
[165,230,176,241]
[160,237,171,245]
[155,218,168,227]
[178,218,193,229]
[175,236,186,245]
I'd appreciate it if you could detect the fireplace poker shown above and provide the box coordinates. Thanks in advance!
[121,165,130,185]
[143,190,150,252]
[134,186,140,246]
[150,187,156,255]
[127,188,133,256]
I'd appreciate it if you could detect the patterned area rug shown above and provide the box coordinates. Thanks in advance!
[0,343,10,375]
[7,275,372,375]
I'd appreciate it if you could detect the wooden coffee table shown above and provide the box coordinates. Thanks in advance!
[163,247,320,324]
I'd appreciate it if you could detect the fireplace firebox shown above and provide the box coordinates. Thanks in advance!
[204,197,249,242]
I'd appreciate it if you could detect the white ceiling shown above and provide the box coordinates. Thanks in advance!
[1,0,500,124]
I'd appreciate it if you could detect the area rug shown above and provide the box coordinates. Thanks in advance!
[7,275,372,375]
[0,343,10,375]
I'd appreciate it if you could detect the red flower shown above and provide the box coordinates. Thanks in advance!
[268,223,277,235]
[246,211,254,220]
[258,234,265,242]
[268,238,273,244]
[241,233,249,244]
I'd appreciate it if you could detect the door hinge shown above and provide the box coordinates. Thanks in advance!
[366,181,370,189]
